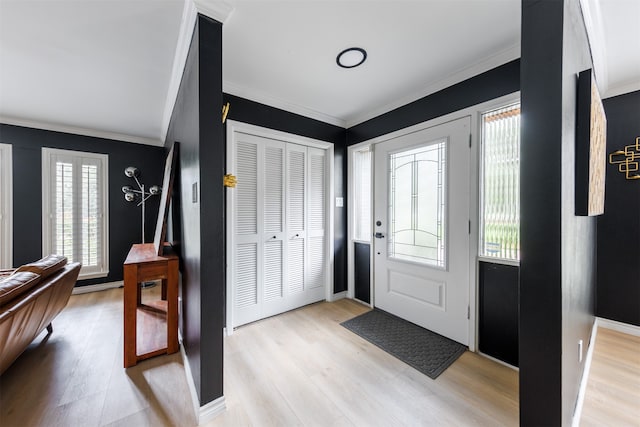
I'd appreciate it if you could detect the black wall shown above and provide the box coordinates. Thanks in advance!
[346,59,520,145]
[520,0,596,425]
[223,93,348,294]
[598,91,640,326]
[353,242,370,304]
[164,15,224,406]
[478,262,519,366]
[0,124,164,285]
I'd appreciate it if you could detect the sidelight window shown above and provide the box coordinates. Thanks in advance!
[480,103,521,261]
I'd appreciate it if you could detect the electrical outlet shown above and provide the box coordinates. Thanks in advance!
[578,339,583,363]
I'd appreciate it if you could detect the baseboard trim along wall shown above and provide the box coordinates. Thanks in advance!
[71,281,122,295]
[179,331,227,425]
[571,318,598,427]
[596,317,640,337]
[199,395,227,425]
[329,291,348,302]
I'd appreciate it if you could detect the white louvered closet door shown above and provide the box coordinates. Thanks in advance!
[231,131,327,328]
[261,139,287,318]
[306,147,326,291]
[234,134,261,326]
[286,144,307,301]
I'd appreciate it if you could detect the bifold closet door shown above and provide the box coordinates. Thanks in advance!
[232,133,326,328]
[233,134,286,326]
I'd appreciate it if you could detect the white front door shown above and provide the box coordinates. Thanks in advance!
[373,117,471,345]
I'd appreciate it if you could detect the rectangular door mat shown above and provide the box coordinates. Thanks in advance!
[341,309,467,379]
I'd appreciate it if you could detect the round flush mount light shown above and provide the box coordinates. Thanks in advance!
[336,47,367,68]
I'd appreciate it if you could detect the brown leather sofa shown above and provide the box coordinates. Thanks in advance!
[0,255,81,375]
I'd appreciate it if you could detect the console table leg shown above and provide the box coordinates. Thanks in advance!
[124,264,138,368]
[167,259,179,354]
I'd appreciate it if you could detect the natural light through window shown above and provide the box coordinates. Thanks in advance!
[481,103,521,261]
[388,141,446,267]
[352,147,371,242]
[43,148,108,278]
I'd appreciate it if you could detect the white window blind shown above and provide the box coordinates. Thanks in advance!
[352,148,371,242]
[42,148,108,279]
[480,103,521,261]
[0,143,12,269]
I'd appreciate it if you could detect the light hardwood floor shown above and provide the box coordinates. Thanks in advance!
[0,287,636,426]
[581,328,640,427]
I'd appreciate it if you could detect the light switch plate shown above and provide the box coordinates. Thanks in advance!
[336,197,344,207]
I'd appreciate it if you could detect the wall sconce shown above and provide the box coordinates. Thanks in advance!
[609,137,640,180]
[122,167,161,243]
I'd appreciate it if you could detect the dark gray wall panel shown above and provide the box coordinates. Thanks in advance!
[354,242,370,304]
[164,19,203,401]
[163,15,225,406]
[478,262,518,366]
[520,0,596,425]
[346,60,520,145]
[1,124,164,285]
[598,91,640,326]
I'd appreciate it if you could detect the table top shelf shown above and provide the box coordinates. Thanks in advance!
[124,243,179,368]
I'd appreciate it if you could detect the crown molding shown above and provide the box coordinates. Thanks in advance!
[160,0,234,144]
[580,0,609,95]
[223,81,347,128]
[193,0,234,24]
[160,0,198,143]
[0,116,162,146]
[345,43,521,128]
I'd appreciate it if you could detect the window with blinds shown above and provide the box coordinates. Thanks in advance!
[0,143,12,269]
[42,148,108,278]
[480,103,521,261]
[352,147,371,242]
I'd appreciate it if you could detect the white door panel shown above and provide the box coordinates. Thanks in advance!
[374,117,470,345]
[230,130,327,328]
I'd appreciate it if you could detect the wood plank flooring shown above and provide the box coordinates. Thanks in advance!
[0,287,636,426]
[581,328,640,427]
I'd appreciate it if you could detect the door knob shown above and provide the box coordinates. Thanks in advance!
[374,232,385,239]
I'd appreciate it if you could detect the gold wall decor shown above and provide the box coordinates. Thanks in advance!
[222,102,230,123]
[223,173,237,188]
[609,136,640,180]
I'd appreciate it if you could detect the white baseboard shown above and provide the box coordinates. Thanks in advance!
[328,290,348,302]
[571,318,599,427]
[596,317,640,336]
[199,396,227,425]
[179,332,227,425]
[72,281,122,295]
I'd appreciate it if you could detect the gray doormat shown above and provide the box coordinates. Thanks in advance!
[341,309,467,379]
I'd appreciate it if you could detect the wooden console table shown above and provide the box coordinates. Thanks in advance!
[123,243,179,368]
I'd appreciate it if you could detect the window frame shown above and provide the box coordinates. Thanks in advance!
[42,147,109,279]
[0,143,12,269]
[478,101,521,265]
[351,146,373,243]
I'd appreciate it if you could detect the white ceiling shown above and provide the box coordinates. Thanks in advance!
[0,0,637,145]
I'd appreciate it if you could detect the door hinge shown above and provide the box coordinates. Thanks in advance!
[467,305,470,319]
[469,134,472,148]
[468,220,471,234]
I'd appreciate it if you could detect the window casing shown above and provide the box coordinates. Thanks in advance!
[42,148,109,279]
[352,147,372,242]
[480,103,521,261]
[0,143,12,269]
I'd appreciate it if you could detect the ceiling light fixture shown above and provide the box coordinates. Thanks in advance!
[336,47,367,69]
